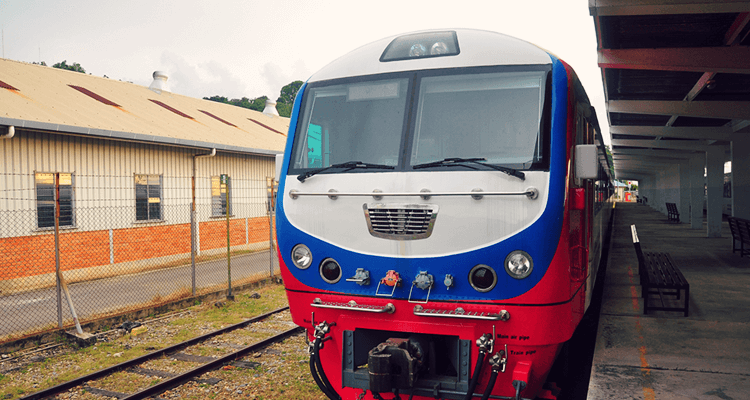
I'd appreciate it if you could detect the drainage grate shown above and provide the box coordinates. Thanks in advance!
[363,203,438,240]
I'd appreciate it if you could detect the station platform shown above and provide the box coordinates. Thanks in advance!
[587,202,750,399]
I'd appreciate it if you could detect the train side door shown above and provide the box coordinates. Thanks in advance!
[569,108,593,283]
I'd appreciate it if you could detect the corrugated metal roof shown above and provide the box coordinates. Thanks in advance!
[149,99,194,119]
[198,110,236,127]
[0,79,19,91]
[0,58,289,155]
[68,85,121,107]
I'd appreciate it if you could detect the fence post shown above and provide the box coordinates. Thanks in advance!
[190,202,196,297]
[269,211,273,278]
[54,173,63,328]
[223,174,233,301]
[266,178,276,278]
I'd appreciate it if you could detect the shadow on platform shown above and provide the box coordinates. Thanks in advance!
[588,202,750,399]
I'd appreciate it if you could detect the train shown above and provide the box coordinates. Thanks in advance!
[274,29,615,400]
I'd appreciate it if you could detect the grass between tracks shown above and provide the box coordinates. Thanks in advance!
[0,284,326,400]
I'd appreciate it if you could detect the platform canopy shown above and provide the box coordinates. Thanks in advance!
[590,0,750,230]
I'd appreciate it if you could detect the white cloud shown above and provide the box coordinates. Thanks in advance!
[157,51,250,99]
[259,59,311,100]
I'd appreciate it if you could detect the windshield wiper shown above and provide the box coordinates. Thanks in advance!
[297,161,395,182]
[412,157,525,180]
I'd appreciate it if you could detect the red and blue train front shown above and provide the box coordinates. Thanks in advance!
[274,30,586,399]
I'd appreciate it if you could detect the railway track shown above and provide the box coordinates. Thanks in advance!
[19,306,303,400]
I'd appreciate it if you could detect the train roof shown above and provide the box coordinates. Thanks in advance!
[309,29,553,83]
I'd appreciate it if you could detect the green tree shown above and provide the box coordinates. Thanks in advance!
[274,80,303,117]
[204,95,230,104]
[276,103,292,118]
[203,95,268,112]
[250,96,268,112]
[229,97,252,109]
[52,60,86,73]
[277,80,303,105]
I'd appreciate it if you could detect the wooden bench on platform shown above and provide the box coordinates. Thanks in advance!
[728,216,750,258]
[666,202,680,222]
[631,224,690,316]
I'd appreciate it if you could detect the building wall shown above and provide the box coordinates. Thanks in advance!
[0,129,276,283]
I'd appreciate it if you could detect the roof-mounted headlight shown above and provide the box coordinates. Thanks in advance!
[381,31,460,62]
[409,43,427,57]
[431,41,449,55]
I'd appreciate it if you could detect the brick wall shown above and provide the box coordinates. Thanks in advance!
[0,217,271,281]
[60,230,110,270]
[0,235,55,280]
[0,231,111,280]
[114,224,191,264]
[199,216,269,251]
[199,219,246,251]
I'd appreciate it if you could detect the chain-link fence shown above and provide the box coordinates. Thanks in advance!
[0,172,279,343]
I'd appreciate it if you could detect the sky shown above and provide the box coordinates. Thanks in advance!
[0,0,609,143]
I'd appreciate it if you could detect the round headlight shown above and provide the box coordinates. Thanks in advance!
[505,250,533,279]
[469,264,497,292]
[409,43,427,57]
[320,258,342,283]
[291,244,312,269]
[430,41,449,55]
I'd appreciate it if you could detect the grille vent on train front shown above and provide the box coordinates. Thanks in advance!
[363,203,438,240]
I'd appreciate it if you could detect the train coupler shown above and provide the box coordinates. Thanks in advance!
[367,338,424,393]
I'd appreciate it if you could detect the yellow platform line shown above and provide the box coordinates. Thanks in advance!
[628,265,656,399]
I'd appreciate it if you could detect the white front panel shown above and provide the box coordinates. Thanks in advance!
[283,170,549,257]
[310,29,552,83]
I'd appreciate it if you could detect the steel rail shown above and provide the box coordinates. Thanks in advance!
[20,306,290,400]
[123,325,303,400]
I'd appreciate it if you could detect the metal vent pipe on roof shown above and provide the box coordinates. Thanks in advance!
[149,71,170,94]
[1,125,15,139]
[263,98,279,117]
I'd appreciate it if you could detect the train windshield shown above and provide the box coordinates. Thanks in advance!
[291,78,409,170]
[410,71,547,169]
[289,68,548,174]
